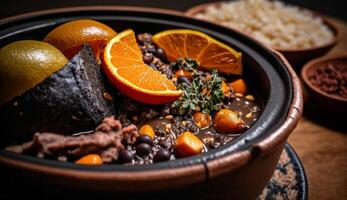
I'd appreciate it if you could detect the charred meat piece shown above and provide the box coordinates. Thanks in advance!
[6,116,138,163]
[0,45,115,145]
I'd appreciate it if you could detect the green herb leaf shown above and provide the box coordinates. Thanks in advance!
[171,59,224,115]
[170,58,199,75]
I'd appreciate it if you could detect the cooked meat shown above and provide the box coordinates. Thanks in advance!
[6,116,138,163]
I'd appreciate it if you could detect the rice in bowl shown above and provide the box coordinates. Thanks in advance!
[195,0,335,50]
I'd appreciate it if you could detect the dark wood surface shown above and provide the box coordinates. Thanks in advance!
[288,18,347,200]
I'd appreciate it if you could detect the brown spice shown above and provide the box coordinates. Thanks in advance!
[308,63,347,98]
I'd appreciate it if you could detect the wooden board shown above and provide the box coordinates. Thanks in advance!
[288,17,347,200]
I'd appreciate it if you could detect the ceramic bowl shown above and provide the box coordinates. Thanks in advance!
[185,1,339,67]
[301,54,347,115]
[0,6,302,200]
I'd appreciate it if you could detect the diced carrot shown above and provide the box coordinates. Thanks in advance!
[229,79,247,95]
[213,109,245,134]
[75,154,103,165]
[193,112,211,129]
[139,124,155,139]
[174,132,204,157]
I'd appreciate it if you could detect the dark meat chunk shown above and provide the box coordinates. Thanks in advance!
[6,116,138,163]
[0,45,115,145]
[121,124,138,145]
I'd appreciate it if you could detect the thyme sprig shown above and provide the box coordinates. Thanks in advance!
[171,58,224,115]
[170,58,199,75]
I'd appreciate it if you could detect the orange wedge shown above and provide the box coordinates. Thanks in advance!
[152,29,243,75]
[102,29,182,104]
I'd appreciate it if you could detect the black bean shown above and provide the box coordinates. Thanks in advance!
[118,149,134,163]
[135,135,154,146]
[158,140,171,149]
[153,149,171,162]
[136,143,152,157]
[145,44,156,54]
[140,46,146,55]
[159,64,173,79]
[143,53,154,64]
[156,48,166,61]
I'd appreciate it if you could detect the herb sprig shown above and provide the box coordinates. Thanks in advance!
[171,58,224,115]
[170,58,199,75]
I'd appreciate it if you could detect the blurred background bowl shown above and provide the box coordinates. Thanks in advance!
[185,1,339,67]
[301,54,347,115]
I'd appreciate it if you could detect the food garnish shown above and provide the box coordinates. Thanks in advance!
[152,29,243,75]
[171,57,199,75]
[102,29,182,104]
[172,59,224,115]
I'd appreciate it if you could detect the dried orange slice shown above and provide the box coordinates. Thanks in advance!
[152,29,243,75]
[102,29,182,104]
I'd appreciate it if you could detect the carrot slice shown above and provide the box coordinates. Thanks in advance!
[139,124,155,139]
[174,132,204,157]
[229,79,247,94]
[75,154,103,165]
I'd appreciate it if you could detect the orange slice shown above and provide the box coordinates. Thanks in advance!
[152,29,243,75]
[102,29,182,104]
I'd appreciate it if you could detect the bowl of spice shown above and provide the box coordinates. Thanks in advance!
[185,0,339,66]
[301,54,347,114]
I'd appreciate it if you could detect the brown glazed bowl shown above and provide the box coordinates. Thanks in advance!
[0,6,303,199]
[185,1,339,67]
[301,54,347,115]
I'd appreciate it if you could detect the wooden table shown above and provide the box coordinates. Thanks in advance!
[288,18,347,200]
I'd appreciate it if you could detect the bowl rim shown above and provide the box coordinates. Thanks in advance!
[301,53,347,102]
[0,6,303,190]
[185,0,340,53]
